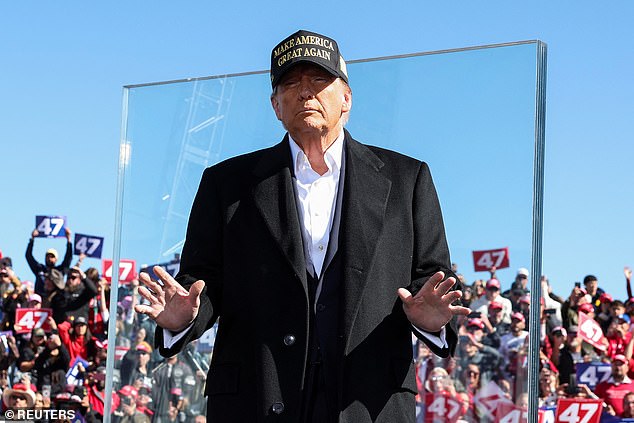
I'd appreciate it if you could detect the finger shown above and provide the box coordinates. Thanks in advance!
[154,266,188,295]
[397,288,414,305]
[436,276,457,296]
[188,280,205,305]
[449,305,472,316]
[134,304,159,319]
[138,286,163,306]
[139,272,164,295]
[441,290,463,304]
[415,271,445,297]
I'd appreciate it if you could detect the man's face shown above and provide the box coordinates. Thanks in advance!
[67,272,81,287]
[485,286,499,300]
[612,360,628,378]
[32,335,46,346]
[488,308,503,324]
[45,253,57,266]
[271,63,351,138]
[511,317,525,332]
[0,270,9,284]
[585,279,598,295]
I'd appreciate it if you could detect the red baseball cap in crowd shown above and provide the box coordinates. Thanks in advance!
[578,303,594,314]
[467,318,485,330]
[486,279,501,290]
[519,295,531,305]
[488,301,503,311]
[599,293,614,304]
[551,326,567,337]
[118,385,138,399]
[614,354,628,364]
[511,312,525,322]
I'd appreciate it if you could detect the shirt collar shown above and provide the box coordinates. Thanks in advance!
[608,375,632,385]
[288,131,344,177]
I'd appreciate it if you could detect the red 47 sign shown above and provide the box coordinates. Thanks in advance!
[102,259,137,284]
[472,247,510,272]
[424,393,462,423]
[496,402,527,423]
[555,398,601,423]
[15,308,53,334]
[578,312,607,351]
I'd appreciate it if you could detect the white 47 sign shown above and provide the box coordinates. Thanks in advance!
[472,247,510,272]
[555,398,601,423]
[35,215,67,238]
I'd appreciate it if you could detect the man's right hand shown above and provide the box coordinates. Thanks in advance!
[32,229,39,239]
[134,266,205,333]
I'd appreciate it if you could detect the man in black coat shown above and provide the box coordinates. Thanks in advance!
[136,30,469,423]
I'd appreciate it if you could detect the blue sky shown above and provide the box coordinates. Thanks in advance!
[1,2,633,299]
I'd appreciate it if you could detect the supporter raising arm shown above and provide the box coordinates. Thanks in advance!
[26,226,73,296]
[626,267,632,300]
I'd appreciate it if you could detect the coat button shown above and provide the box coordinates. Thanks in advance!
[316,303,326,312]
[272,402,285,414]
[283,334,296,346]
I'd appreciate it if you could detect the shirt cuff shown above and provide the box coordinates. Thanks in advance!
[163,322,194,349]
[412,325,448,350]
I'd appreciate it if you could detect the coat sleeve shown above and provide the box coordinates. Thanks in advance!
[408,161,458,357]
[156,167,223,357]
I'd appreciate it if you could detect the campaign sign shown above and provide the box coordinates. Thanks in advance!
[555,398,601,423]
[472,247,510,272]
[496,402,527,423]
[197,324,217,353]
[74,233,104,258]
[578,312,607,351]
[423,392,462,423]
[102,259,136,283]
[576,362,611,390]
[0,331,12,353]
[35,215,67,238]
[474,380,513,419]
[538,407,556,423]
[66,357,89,386]
[115,346,129,361]
[141,259,181,280]
[14,308,52,334]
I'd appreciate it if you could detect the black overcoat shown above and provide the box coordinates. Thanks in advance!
[156,130,457,422]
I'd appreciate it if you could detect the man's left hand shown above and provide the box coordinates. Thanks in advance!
[398,271,470,332]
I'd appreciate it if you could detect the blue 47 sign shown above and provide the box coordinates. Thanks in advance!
[35,215,67,238]
[73,233,104,258]
[576,362,611,390]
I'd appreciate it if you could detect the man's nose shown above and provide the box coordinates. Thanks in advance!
[298,78,315,99]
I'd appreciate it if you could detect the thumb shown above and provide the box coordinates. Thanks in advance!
[188,280,205,305]
[397,288,413,305]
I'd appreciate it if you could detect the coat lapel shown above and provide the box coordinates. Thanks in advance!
[340,132,392,352]
[252,136,308,293]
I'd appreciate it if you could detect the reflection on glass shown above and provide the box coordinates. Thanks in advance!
[111,41,543,422]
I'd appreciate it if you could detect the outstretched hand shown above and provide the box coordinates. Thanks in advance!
[134,266,205,332]
[397,271,471,332]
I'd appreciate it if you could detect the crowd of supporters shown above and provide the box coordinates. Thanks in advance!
[416,265,634,422]
[1,227,633,422]
[0,229,209,422]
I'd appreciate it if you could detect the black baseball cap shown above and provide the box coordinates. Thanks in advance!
[270,30,348,88]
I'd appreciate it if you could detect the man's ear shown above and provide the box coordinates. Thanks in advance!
[341,89,352,113]
[270,95,282,121]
